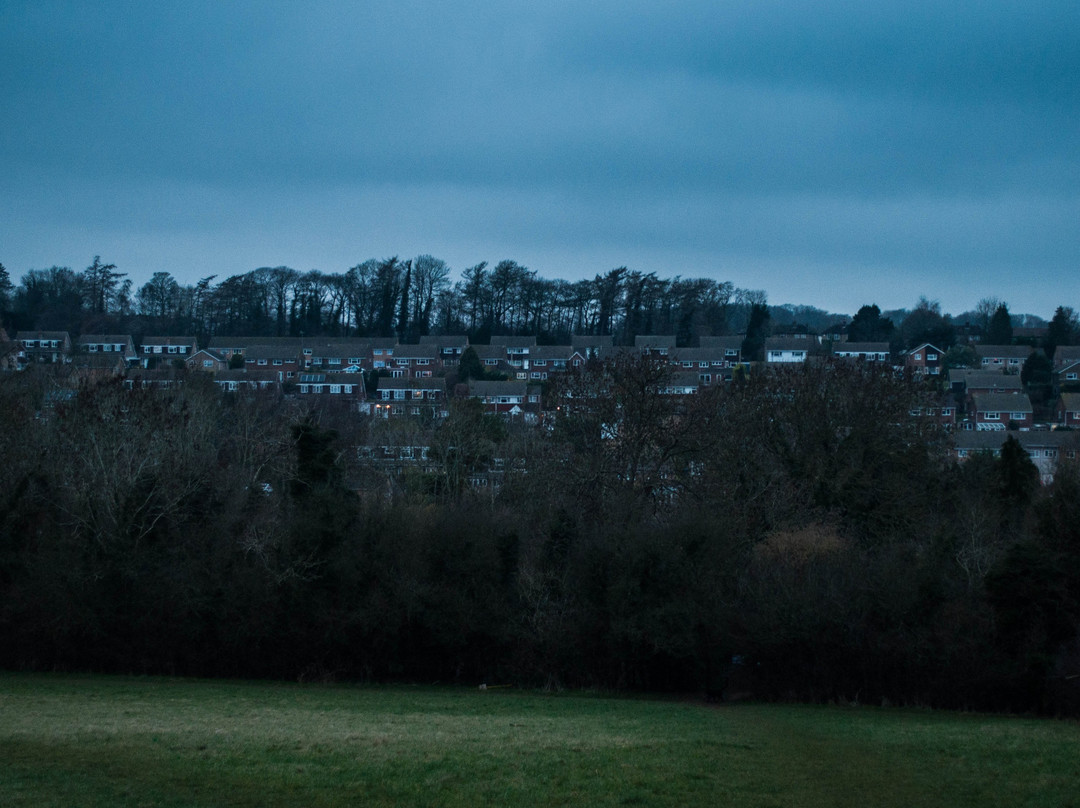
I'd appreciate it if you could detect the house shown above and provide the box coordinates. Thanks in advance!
[909,395,958,429]
[125,368,184,390]
[69,352,128,381]
[975,344,1034,373]
[904,343,944,376]
[243,344,301,375]
[636,335,677,357]
[527,345,575,379]
[368,339,399,369]
[968,392,1034,431]
[1056,359,1080,391]
[139,336,197,367]
[419,334,469,365]
[186,348,227,373]
[669,347,729,384]
[304,339,376,372]
[1052,346,1080,371]
[764,337,810,364]
[467,379,541,419]
[948,369,1023,396]
[390,343,439,377]
[697,336,744,367]
[952,431,1079,484]
[293,372,361,402]
[490,336,537,367]
[369,376,448,417]
[77,334,138,364]
[206,336,302,361]
[832,342,890,362]
[1056,393,1080,428]
[471,344,513,373]
[572,335,613,360]
[212,369,277,394]
[17,331,72,365]
[658,372,702,395]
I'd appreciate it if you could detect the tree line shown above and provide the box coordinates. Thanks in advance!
[1,257,766,345]
[1,356,1078,714]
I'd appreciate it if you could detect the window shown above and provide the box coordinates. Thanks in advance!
[330,385,341,394]
[985,411,1000,420]
[273,359,282,366]
[416,358,429,365]
[391,369,404,378]
[682,361,692,368]
[258,359,267,366]
[203,360,214,368]
[1067,373,1078,381]
[927,353,938,361]
[912,353,922,361]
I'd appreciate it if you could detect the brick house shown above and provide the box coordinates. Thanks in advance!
[968,392,1034,431]
[904,343,945,376]
[139,336,197,367]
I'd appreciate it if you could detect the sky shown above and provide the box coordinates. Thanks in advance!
[2,1,1078,318]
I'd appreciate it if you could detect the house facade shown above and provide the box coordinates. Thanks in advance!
[904,343,944,376]
[139,336,197,366]
[17,331,71,365]
[968,392,1034,431]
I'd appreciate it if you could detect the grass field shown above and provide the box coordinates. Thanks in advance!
[1,674,1078,807]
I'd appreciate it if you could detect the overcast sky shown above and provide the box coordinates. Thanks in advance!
[2,1,1078,317]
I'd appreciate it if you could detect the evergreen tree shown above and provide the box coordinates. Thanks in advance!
[986,304,1013,346]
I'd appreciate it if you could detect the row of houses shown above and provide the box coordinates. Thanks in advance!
[7,329,1080,424]
[5,328,1080,484]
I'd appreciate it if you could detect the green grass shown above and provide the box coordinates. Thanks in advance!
[1,674,1078,807]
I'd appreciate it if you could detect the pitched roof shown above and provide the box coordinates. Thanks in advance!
[975,344,1037,360]
[970,392,1033,413]
[468,380,528,396]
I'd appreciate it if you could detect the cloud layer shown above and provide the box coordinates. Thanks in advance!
[2,1,1078,315]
